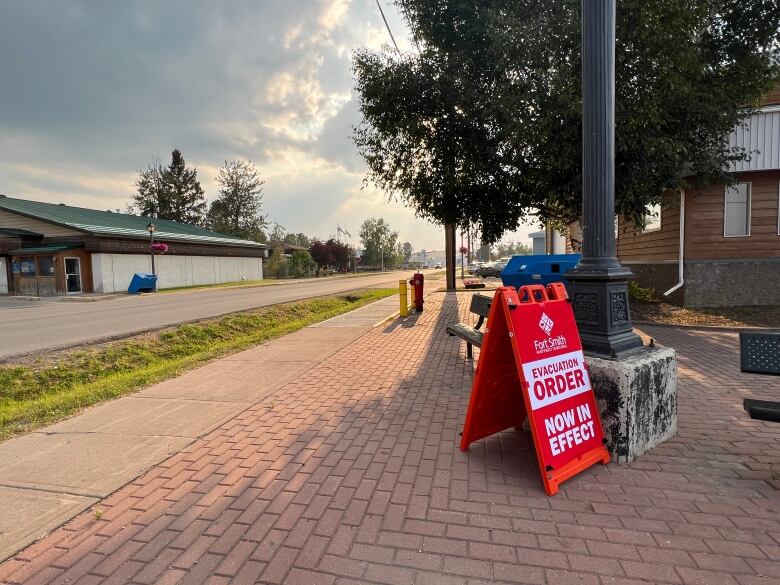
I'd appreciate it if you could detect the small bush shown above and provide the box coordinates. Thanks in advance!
[628,280,655,302]
[289,250,316,278]
[266,247,288,279]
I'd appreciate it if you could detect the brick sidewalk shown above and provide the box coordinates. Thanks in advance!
[1,292,778,585]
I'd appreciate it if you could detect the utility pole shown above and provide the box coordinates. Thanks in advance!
[566,0,643,357]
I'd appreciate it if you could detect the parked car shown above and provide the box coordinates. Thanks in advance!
[467,262,483,274]
[434,263,442,269]
[475,261,506,278]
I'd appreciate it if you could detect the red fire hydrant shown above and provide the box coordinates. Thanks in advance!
[409,272,424,312]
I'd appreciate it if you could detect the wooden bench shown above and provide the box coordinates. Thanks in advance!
[447,294,492,359]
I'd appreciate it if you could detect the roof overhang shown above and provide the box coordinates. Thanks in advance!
[0,227,44,238]
[8,243,83,255]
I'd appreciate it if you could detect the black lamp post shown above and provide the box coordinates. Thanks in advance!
[146,221,157,281]
[566,0,643,358]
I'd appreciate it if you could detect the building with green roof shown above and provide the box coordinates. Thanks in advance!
[0,195,269,295]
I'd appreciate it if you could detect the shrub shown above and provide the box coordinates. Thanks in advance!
[289,250,316,278]
[266,247,288,279]
[628,280,655,302]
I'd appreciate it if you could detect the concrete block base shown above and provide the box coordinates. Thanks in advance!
[586,346,677,463]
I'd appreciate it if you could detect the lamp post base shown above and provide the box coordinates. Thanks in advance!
[587,346,677,463]
[566,265,644,359]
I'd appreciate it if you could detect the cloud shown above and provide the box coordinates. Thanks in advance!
[0,0,532,251]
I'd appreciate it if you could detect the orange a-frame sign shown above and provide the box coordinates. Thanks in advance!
[460,284,610,496]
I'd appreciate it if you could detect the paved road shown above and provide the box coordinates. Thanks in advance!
[0,271,416,359]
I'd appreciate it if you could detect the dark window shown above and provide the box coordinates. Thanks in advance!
[37,256,55,276]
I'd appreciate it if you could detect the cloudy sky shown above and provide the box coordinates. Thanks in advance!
[0,1,534,251]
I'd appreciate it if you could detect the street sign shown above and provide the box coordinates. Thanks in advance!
[460,284,609,495]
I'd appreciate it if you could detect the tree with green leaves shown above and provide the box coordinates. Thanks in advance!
[133,149,207,226]
[493,240,532,258]
[284,232,311,247]
[289,250,316,278]
[359,218,398,269]
[266,246,288,279]
[353,1,780,240]
[206,160,266,241]
[267,222,287,244]
[402,241,413,263]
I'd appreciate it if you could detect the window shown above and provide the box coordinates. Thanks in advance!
[37,256,55,277]
[724,183,751,237]
[18,257,36,275]
[643,204,662,233]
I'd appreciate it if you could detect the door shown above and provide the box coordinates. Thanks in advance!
[65,257,82,294]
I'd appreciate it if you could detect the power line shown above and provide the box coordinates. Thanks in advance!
[374,0,400,54]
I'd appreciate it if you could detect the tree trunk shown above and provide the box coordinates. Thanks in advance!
[445,223,456,291]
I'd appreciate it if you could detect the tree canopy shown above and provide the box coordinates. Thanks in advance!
[493,240,532,258]
[359,217,399,268]
[402,241,413,262]
[353,0,780,242]
[207,160,266,241]
[133,149,207,226]
[310,238,355,273]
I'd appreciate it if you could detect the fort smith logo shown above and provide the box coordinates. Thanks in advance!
[538,312,554,336]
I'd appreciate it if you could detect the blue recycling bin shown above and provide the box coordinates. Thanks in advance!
[500,254,581,290]
[128,273,158,294]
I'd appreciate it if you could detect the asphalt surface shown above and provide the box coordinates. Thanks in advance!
[0,271,416,359]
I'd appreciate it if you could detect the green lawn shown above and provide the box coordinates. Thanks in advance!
[0,288,395,440]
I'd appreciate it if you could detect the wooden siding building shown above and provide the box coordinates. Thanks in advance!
[614,91,780,307]
[0,196,269,296]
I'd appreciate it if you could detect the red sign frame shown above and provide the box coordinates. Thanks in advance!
[460,284,610,495]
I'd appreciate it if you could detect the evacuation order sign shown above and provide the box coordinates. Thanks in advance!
[510,288,606,476]
[459,284,609,496]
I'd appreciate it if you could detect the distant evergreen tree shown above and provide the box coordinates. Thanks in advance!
[207,160,266,240]
[133,149,206,226]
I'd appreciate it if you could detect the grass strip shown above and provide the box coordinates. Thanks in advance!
[0,288,395,440]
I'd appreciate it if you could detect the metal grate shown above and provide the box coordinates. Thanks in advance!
[740,330,780,375]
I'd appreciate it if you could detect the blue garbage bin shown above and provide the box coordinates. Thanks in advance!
[500,254,581,290]
[128,273,158,294]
